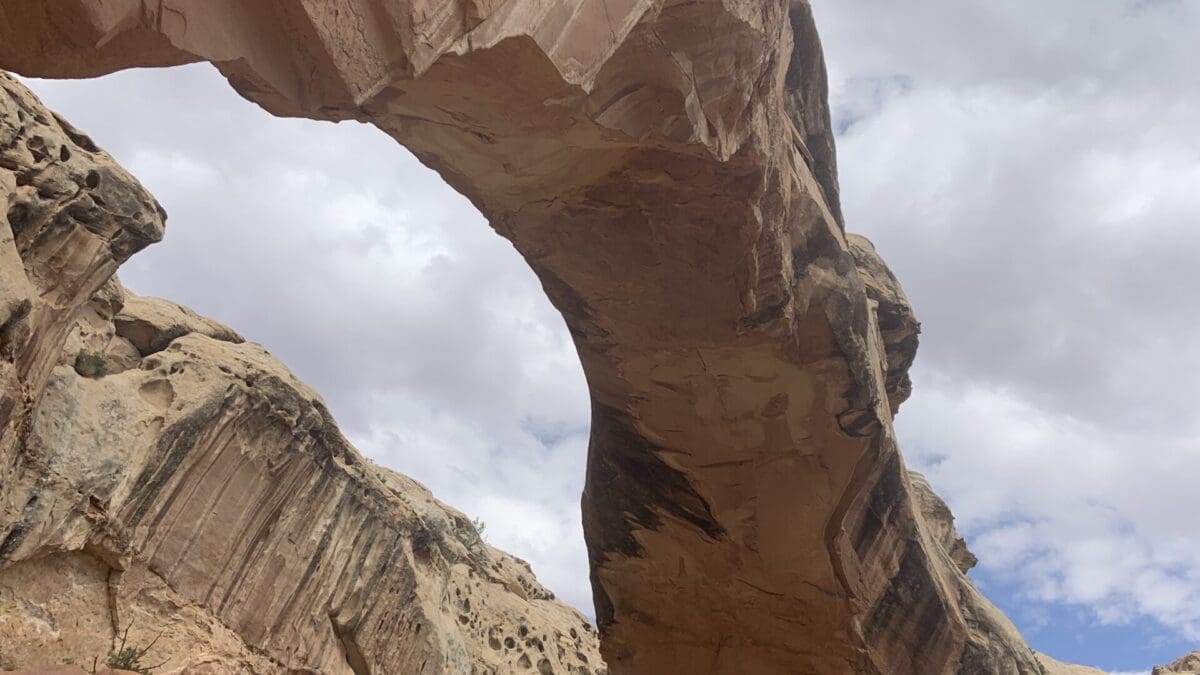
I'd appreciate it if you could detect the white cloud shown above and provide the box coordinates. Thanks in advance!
[16,1,1200,668]
[898,366,1200,640]
[813,1,1200,663]
[22,65,594,614]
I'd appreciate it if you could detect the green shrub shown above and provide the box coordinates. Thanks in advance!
[73,349,108,378]
[101,622,165,674]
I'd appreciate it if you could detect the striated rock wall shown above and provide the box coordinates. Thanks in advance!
[0,1,1053,673]
[0,74,601,674]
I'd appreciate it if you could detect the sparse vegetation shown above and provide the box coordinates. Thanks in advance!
[73,348,108,378]
[94,621,166,675]
[1030,647,1047,675]
[471,517,487,543]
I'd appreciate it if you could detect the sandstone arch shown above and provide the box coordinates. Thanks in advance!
[0,1,1040,672]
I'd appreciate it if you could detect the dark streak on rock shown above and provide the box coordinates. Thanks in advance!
[581,402,724,630]
[122,396,227,530]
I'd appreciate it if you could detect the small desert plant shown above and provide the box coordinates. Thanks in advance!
[1030,648,1047,675]
[73,349,108,378]
[96,621,166,675]
[471,517,487,542]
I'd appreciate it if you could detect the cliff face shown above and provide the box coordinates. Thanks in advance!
[0,73,601,673]
[0,1,1047,673]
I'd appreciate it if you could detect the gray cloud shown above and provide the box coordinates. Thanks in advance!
[17,1,1200,665]
[23,65,594,611]
[815,0,1200,659]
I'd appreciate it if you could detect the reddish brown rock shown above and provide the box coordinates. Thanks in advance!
[0,1,1051,673]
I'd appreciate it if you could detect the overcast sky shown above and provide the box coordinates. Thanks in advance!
[18,1,1199,672]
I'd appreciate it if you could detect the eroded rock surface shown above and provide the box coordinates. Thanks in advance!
[1035,654,1106,675]
[0,1,1059,673]
[0,75,600,674]
[909,470,978,575]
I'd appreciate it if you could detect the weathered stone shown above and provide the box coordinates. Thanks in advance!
[1156,652,1200,675]
[1,295,604,673]
[0,2,1082,673]
[1036,653,1107,675]
[113,293,243,356]
[0,76,601,674]
[909,471,977,574]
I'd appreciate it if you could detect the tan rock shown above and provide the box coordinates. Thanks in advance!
[1156,651,1200,674]
[0,3,1052,674]
[1,323,604,673]
[909,470,978,574]
[113,294,243,357]
[850,234,920,414]
[1,668,139,675]
[0,76,601,674]
[1036,653,1107,675]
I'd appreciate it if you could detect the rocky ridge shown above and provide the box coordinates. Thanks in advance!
[1156,652,1200,675]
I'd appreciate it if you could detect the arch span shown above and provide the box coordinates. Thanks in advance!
[0,1,1039,672]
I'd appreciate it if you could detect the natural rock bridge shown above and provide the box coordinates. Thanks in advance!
[0,1,1040,673]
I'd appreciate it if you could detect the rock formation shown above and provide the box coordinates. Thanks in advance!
[0,74,600,673]
[0,1,1062,673]
[1035,653,1106,675]
[1156,652,1200,675]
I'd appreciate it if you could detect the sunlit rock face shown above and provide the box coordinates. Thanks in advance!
[1,1,1045,673]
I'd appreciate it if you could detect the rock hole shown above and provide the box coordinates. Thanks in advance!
[85,169,100,189]
[5,203,28,237]
[25,136,47,162]
[517,653,532,669]
[59,145,70,162]
[504,637,515,649]
[138,379,175,410]
[537,658,553,675]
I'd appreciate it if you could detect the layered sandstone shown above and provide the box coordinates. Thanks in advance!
[0,1,1050,673]
[0,74,601,673]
